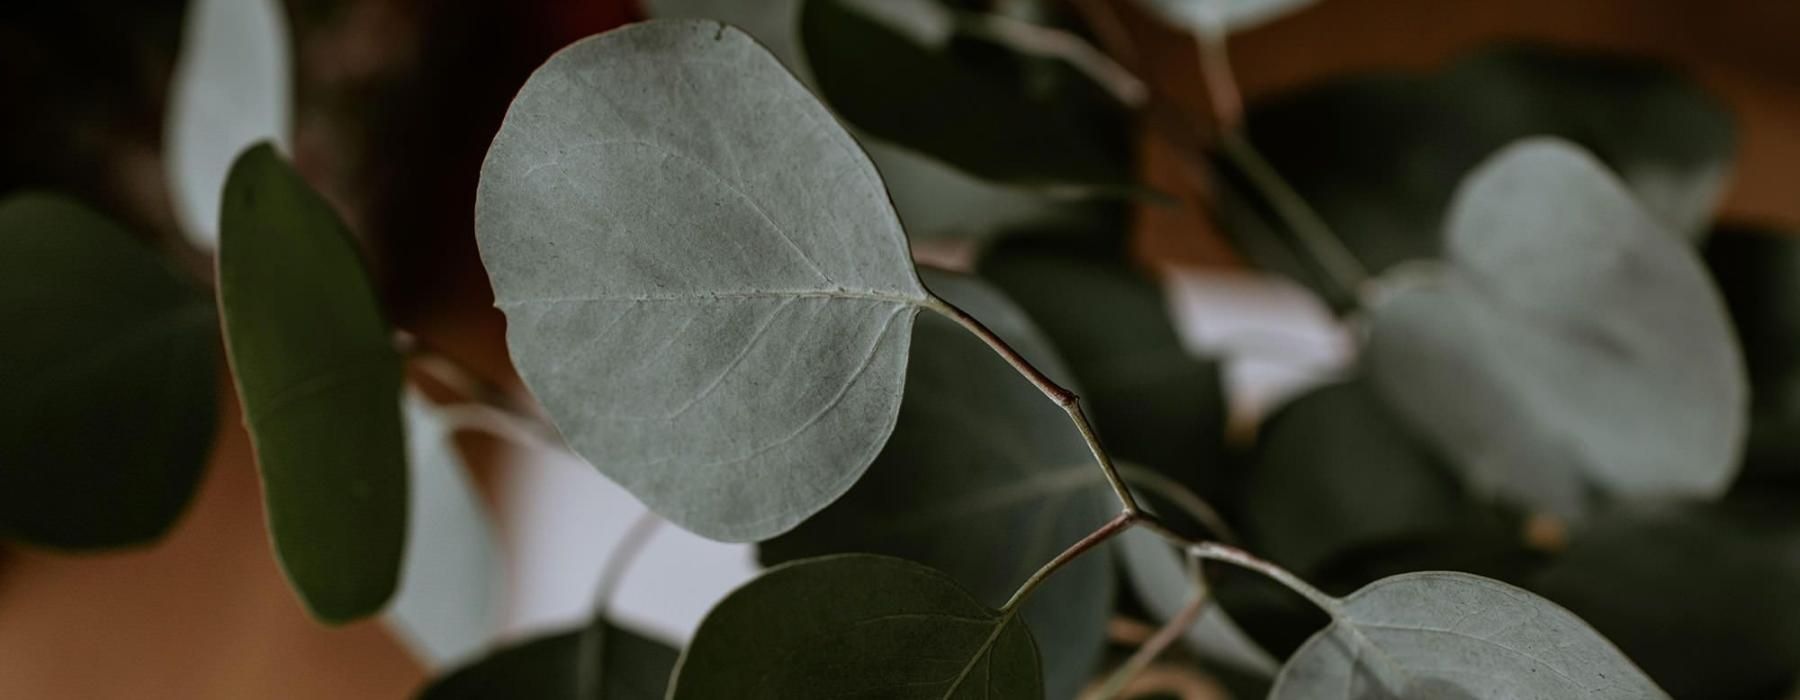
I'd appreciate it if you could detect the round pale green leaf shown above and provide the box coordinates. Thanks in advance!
[802,0,1133,191]
[1117,529,1276,675]
[475,20,930,543]
[762,270,1110,699]
[1367,139,1747,518]
[1219,45,1734,301]
[1136,0,1318,33]
[672,554,1041,699]
[219,143,407,624]
[163,0,292,251]
[1272,572,1667,698]
[419,621,678,700]
[0,193,218,549]
[1531,497,1800,698]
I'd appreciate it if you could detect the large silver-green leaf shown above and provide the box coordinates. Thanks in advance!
[418,621,678,700]
[761,270,1111,699]
[163,0,292,251]
[1367,139,1746,518]
[1137,0,1318,33]
[0,193,218,549]
[387,392,501,669]
[475,20,930,543]
[219,143,407,624]
[671,554,1041,699]
[1272,572,1666,698]
[1117,529,1276,675]
[1218,45,1734,304]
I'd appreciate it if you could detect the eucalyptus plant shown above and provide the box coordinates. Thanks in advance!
[4,0,1798,698]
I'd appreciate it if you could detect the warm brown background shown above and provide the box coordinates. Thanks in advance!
[0,0,1794,697]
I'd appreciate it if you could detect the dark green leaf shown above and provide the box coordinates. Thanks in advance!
[475,21,930,543]
[1532,497,1800,699]
[418,622,678,700]
[977,231,1227,500]
[1244,380,1493,577]
[672,554,1042,699]
[762,270,1110,700]
[1367,139,1746,518]
[1705,225,1800,488]
[1219,44,1734,301]
[0,193,218,549]
[646,0,1121,240]
[1273,572,1666,698]
[218,143,407,623]
[802,0,1134,190]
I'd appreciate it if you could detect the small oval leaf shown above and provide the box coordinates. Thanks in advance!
[219,143,407,623]
[475,20,929,542]
[672,554,1042,699]
[762,270,1112,699]
[1272,572,1666,698]
[0,193,218,549]
[1367,139,1747,517]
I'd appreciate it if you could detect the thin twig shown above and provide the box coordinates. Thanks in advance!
[1091,581,1212,699]
[924,295,1143,514]
[1215,132,1369,302]
[575,512,663,698]
[436,402,565,454]
[1112,462,1240,544]
[1003,511,1137,611]
[1135,514,1340,618]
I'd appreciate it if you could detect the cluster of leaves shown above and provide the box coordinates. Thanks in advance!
[5,0,1800,698]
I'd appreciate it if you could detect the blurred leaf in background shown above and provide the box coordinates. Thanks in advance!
[1217,44,1734,302]
[0,193,218,549]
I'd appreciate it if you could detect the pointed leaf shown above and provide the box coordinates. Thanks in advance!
[476,21,931,542]
[0,193,218,549]
[218,143,407,623]
[1367,139,1746,517]
[387,392,502,669]
[672,554,1041,699]
[762,270,1110,699]
[419,622,678,700]
[164,0,292,251]
[1272,572,1666,698]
